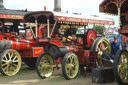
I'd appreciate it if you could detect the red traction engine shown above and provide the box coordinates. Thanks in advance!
[0,11,112,80]
[0,33,39,76]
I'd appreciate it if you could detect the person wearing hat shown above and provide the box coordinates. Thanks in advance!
[111,36,120,58]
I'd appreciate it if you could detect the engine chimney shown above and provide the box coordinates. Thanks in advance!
[54,0,61,12]
[0,0,5,9]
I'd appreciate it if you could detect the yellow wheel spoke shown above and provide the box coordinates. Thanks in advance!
[13,64,18,67]
[10,53,14,59]
[8,53,11,60]
[13,56,17,61]
[3,66,8,71]
[43,68,46,74]
[6,66,9,73]
[70,56,73,64]
[41,66,45,74]
[2,63,8,67]
[2,59,8,62]
[66,69,71,76]
[11,66,16,71]
[13,60,19,63]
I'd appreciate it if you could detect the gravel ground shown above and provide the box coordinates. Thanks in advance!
[0,65,118,85]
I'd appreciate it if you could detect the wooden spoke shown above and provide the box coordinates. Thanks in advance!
[2,59,8,62]
[13,56,17,61]
[3,66,8,71]
[10,53,14,59]
[13,60,19,63]
[8,53,11,60]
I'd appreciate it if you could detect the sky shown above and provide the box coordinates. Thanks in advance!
[4,0,118,27]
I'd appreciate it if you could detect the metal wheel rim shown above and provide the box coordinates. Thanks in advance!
[38,54,53,78]
[96,38,111,66]
[118,51,128,83]
[1,50,21,76]
[96,39,111,56]
[65,54,79,79]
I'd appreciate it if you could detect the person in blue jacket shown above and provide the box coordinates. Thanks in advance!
[111,36,120,58]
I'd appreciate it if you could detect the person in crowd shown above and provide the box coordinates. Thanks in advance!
[102,49,114,63]
[111,36,120,58]
[126,40,128,51]
[122,40,127,50]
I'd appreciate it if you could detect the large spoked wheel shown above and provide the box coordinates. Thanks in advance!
[114,50,128,85]
[93,37,111,66]
[0,49,21,76]
[85,29,97,47]
[90,37,100,51]
[62,53,79,80]
[36,53,54,79]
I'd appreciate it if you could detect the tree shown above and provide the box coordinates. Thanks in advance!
[95,25,105,35]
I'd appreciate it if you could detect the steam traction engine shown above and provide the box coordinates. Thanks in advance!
[0,11,114,80]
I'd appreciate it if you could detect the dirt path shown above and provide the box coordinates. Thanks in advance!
[0,65,118,85]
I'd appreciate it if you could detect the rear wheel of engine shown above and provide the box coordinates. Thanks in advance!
[90,37,100,51]
[85,29,97,47]
[93,37,111,67]
[0,49,21,76]
[62,53,79,80]
[114,50,128,85]
[36,53,54,79]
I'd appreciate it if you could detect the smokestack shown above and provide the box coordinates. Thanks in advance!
[54,0,61,12]
[0,0,5,9]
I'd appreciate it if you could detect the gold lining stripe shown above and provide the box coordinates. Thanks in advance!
[27,40,29,47]
[10,40,13,49]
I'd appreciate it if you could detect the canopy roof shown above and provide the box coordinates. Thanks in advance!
[0,9,29,20]
[100,0,128,14]
[24,11,114,25]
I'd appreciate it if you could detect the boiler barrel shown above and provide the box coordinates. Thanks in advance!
[0,39,36,51]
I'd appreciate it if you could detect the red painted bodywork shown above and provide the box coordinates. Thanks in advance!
[21,47,44,58]
[50,39,64,47]
[33,47,44,57]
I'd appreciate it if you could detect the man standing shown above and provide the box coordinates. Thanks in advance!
[111,36,120,58]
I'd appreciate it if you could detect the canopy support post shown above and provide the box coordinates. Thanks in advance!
[35,20,38,38]
[118,7,121,29]
[47,19,50,38]
[84,25,86,34]
[93,24,95,31]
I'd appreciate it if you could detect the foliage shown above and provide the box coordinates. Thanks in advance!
[94,25,105,35]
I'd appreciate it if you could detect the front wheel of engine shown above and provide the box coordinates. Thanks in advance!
[114,50,128,85]
[36,53,54,79]
[0,49,21,76]
[62,53,79,80]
